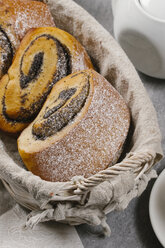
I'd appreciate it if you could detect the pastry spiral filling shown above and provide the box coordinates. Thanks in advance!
[3,34,71,123]
[0,27,93,134]
[0,27,13,78]
[32,74,90,140]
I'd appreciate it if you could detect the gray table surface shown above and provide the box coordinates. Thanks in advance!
[73,0,165,247]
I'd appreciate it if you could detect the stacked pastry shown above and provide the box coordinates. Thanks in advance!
[18,70,130,182]
[0,27,93,133]
[0,0,55,78]
[0,0,130,182]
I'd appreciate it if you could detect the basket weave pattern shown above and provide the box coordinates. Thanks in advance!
[0,0,163,235]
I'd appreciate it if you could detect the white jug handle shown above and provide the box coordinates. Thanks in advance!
[111,0,118,16]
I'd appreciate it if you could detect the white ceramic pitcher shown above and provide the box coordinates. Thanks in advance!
[112,0,165,79]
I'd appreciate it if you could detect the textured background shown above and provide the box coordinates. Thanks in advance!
[74,0,165,247]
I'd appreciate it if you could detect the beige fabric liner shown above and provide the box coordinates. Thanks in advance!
[0,0,163,236]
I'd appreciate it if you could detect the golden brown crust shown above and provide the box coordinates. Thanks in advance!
[18,69,130,182]
[0,0,55,41]
[0,27,93,134]
[0,0,55,79]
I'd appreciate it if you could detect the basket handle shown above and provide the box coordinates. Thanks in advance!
[69,151,155,194]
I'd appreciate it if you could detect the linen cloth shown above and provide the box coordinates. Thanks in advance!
[0,0,163,240]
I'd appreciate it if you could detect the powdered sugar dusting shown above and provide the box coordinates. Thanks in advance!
[0,0,55,45]
[26,71,130,182]
[0,0,55,79]
[13,0,55,40]
[73,48,92,71]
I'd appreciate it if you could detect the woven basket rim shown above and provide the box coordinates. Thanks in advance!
[0,0,163,197]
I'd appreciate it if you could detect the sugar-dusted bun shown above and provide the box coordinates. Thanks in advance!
[0,0,55,78]
[18,69,130,182]
[0,27,93,134]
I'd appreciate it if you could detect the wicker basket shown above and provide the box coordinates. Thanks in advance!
[0,0,163,236]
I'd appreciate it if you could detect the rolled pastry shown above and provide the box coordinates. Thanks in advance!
[0,27,93,133]
[0,0,55,78]
[18,69,130,182]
